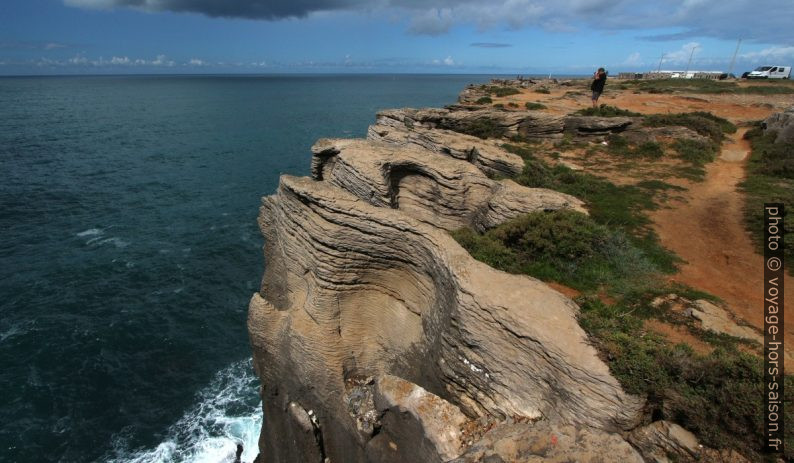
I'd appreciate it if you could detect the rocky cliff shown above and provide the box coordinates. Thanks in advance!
[247,95,729,462]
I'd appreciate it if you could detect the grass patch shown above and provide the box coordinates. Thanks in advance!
[507,102,519,108]
[574,104,642,117]
[493,103,504,109]
[672,139,717,166]
[535,87,551,94]
[644,112,736,145]
[578,296,793,461]
[525,102,547,110]
[475,96,493,105]
[458,118,506,140]
[486,85,521,97]
[626,78,794,95]
[451,210,660,293]
[740,126,794,274]
[605,134,664,159]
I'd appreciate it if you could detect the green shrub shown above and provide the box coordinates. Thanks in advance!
[535,87,551,94]
[459,118,506,139]
[574,105,642,117]
[672,139,717,166]
[475,96,493,105]
[605,135,664,159]
[452,210,660,292]
[635,141,665,159]
[578,296,793,461]
[486,86,521,97]
[644,112,736,145]
[627,78,794,95]
[493,103,504,108]
[740,126,794,274]
[525,102,547,110]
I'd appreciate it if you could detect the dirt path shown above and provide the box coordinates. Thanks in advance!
[650,128,794,367]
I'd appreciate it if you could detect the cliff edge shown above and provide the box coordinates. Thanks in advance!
[247,90,745,462]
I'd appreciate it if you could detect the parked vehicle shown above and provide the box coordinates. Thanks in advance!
[747,65,791,79]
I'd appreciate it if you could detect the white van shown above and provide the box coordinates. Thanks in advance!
[747,65,791,79]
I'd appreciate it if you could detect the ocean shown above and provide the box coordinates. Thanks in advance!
[0,74,498,462]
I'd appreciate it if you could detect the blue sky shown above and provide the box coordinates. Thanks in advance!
[1,0,793,75]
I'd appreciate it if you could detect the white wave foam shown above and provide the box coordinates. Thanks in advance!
[77,228,103,237]
[98,237,130,248]
[107,359,262,463]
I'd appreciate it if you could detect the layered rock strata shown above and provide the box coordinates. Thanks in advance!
[310,138,584,231]
[248,101,723,462]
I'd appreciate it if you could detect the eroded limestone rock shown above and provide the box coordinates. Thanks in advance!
[310,138,585,232]
[687,299,762,343]
[248,174,644,462]
[375,107,565,139]
[452,420,644,463]
[366,122,524,177]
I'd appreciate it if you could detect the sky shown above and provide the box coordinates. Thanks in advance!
[1,0,793,75]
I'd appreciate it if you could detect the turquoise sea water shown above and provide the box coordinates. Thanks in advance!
[0,74,498,462]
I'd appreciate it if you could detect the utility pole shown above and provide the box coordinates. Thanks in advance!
[657,53,665,72]
[728,39,742,77]
[685,46,697,76]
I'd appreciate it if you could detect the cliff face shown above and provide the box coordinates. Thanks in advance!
[248,104,652,462]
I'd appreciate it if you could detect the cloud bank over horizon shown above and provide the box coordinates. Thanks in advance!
[63,0,793,45]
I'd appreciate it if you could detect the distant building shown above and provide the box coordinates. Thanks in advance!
[616,71,726,80]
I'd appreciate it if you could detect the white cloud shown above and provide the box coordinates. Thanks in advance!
[740,46,794,63]
[152,54,175,66]
[660,42,701,65]
[443,55,455,65]
[189,58,206,65]
[68,54,89,65]
[110,56,130,65]
[623,52,642,66]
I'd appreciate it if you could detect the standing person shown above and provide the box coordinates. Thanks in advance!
[590,67,607,108]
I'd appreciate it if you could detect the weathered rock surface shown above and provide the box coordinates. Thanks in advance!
[687,299,762,343]
[368,374,468,462]
[563,116,634,135]
[375,107,566,139]
[764,105,794,144]
[310,138,585,231]
[248,171,644,461]
[366,121,525,177]
[623,125,711,145]
[628,420,752,463]
[453,420,644,463]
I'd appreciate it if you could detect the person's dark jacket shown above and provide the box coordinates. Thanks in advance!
[591,73,607,93]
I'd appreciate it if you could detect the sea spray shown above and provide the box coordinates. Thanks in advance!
[107,359,261,463]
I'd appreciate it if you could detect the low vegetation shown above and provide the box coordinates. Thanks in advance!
[502,144,679,273]
[475,96,492,105]
[453,141,793,459]
[579,296,792,461]
[484,85,521,97]
[740,126,794,274]
[672,139,717,166]
[574,104,642,117]
[644,112,736,145]
[535,87,550,94]
[625,78,794,95]
[459,118,506,139]
[525,102,546,110]
[452,210,660,293]
[605,134,664,159]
